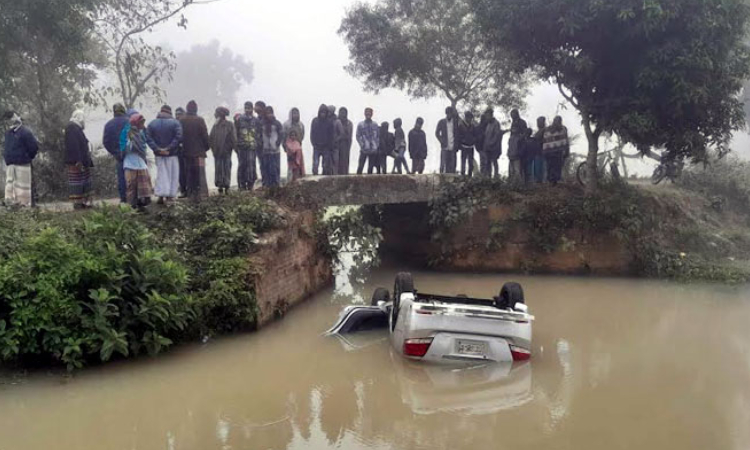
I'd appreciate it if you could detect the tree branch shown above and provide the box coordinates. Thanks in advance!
[557,81,579,110]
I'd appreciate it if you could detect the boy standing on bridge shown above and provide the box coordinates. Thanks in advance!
[408,118,428,174]
[392,118,411,174]
[356,108,380,175]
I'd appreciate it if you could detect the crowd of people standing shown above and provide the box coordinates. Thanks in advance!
[2,101,570,209]
[437,106,571,184]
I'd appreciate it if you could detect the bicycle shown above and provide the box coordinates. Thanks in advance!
[576,149,623,186]
[651,156,683,185]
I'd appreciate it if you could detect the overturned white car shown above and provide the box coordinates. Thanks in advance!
[326,273,534,364]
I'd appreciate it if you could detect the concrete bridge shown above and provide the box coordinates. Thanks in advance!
[293,174,453,206]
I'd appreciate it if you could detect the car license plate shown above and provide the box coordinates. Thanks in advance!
[456,339,488,356]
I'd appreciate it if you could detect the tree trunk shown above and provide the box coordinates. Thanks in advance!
[582,116,600,193]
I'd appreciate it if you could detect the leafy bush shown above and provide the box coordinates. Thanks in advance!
[0,193,296,369]
[326,207,383,266]
[191,257,259,334]
[140,194,284,336]
[0,208,193,369]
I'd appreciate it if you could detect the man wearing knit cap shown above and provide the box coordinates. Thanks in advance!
[146,105,183,205]
[103,103,130,202]
[235,101,261,190]
[179,100,210,200]
[3,111,39,207]
[175,107,187,197]
[209,106,237,194]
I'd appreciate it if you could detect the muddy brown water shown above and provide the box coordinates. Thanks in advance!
[1,267,749,450]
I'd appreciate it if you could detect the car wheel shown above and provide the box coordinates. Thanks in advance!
[392,272,415,330]
[496,282,525,310]
[371,287,390,306]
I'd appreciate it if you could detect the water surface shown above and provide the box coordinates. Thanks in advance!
[1,268,749,450]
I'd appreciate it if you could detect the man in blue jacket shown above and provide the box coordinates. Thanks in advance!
[146,105,183,205]
[102,104,130,203]
[3,111,39,207]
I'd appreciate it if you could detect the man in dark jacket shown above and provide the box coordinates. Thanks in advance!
[392,118,410,174]
[484,108,505,178]
[310,104,334,175]
[175,107,187,197]
[179,101,210,201]
[337,107,354,175]
[235,101,261,190]
[508,109,529,182]
[436,107,459,174]
[458,111,476,177]
[379,121,394,174]
[408,118,428,174]
[103,103,130,202]
[146,105,183,204]
[328,105,344,175]
[475,113,489,176]
[3,111,38,207]
[209,107,236,194]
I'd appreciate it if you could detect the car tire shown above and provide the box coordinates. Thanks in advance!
[371,287,390,306]
[394,272,415,297]
[496,282,525,310]
[392,272,415,330]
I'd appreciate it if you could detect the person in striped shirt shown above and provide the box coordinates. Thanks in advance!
[542,116,570,185]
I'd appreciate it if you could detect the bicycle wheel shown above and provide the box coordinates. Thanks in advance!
[652,166,667,185]
[609,162,622,182]
[576,162,590,186]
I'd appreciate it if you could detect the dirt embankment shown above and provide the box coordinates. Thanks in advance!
[378,181,750,282]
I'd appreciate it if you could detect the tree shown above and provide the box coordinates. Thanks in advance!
[93,0,220,109]
[339,0,530,110]
[0,0,104,137]
[0,0,107,200]
[166,40,254,111]
[473,0,750,190]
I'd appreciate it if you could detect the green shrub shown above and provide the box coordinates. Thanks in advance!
[192,257,259,334]
[139,194,284,335]
[0,207,193,370]
[0,195,288,369]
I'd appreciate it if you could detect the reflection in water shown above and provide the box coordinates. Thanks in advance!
[394,359,534,416]
[0,268,749,450]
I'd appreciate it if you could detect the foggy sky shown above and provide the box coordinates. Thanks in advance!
[93,0,748,176]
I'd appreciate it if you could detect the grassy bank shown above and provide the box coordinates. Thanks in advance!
[429,172,750,283]
[0,195,285,370]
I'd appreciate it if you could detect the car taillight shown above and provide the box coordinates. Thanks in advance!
[404,338,433,357]
[510,345,531,361]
